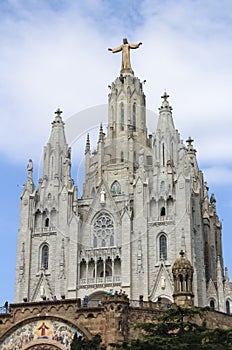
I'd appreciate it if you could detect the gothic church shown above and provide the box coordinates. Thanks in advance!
[15,39,232,314]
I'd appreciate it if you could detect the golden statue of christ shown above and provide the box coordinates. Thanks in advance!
[108,38,142,74]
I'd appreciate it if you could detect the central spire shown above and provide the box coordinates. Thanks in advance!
[108,38,142,75]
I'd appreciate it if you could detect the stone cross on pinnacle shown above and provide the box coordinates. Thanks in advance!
[55,108,63,117]
[161,91,169,101]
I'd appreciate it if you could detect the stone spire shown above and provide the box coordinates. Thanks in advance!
[42,108,70,182]
[48,108,66,146]
[157,91,175,132]
[153,92,179,169]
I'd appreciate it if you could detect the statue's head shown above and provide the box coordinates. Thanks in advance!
[123,38,128,44]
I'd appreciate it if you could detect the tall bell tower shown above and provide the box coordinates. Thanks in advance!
[15,109,79,302]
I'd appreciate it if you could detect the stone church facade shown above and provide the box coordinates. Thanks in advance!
[14,44,232,315]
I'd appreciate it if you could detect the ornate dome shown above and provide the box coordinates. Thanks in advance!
[172,250,193,275]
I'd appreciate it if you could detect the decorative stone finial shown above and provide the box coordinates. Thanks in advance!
[55,108,63,117]
[159,91,172,111]
[52,108,64,126]
[161,91,169,101]
[186,136,196,155]
[85,133,90,154]
[186,136,194,146]
[210,193,216,204]
[179,249,185,258]
[98,123,104,142]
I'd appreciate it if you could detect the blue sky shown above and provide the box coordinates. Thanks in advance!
[0,0,232,306]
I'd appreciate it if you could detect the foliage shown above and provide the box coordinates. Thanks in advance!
[110,306,232,350]
[71,333,106,350]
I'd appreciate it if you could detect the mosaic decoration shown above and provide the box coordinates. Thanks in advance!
[0,319,82,350]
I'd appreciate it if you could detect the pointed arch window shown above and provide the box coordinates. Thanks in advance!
[121,151,124,162]
[159,234,167,260]
[179,274,184,291]
[160,181,165,192]
[45,217,49,227]
[41,245,49,270]
[210,299,215,309]
[120,102,124,131]
[111,180,121,196]
[162,143,165,166]
[226,300,230,314]
[132,103,136,131]
[160,207,166,216]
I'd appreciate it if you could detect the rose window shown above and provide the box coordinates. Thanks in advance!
[93,214,114,247]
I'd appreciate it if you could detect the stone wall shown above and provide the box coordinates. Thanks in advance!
[0,296,232,349]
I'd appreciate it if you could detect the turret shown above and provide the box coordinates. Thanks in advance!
[102,293,129,344]
[172,250,194,307]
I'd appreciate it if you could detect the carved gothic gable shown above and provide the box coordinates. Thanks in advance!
[149,262,173,302]
[207,278,218,300]
[31,271,53,302]
[84,178,121,226]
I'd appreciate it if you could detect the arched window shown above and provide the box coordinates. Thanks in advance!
[210,299,215,309]
[111,181,121,196]
[185,274,189,291]
[179,274,184,291]
[120,102,124,131]
[121,151,124,162]
[160,207,166,216]
[226,300,230,314]
[160,181,165,192]
[35,210,41,229]
[159,234,167,260]
[93,213,114,248]
[45,217,49,227]
[132,103,136,131]
[41,245,49,270]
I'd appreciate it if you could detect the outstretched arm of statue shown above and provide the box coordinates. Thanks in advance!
[108,48,112,51]
[110,45,123,53]
[130,42,142,49]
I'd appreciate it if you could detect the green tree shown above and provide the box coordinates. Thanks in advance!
[70,333,106,350]
[110,306,232,350]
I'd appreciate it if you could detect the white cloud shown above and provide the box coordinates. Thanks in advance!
[0,0,232,171]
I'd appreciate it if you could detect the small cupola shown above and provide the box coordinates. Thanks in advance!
[172,250,194,307]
